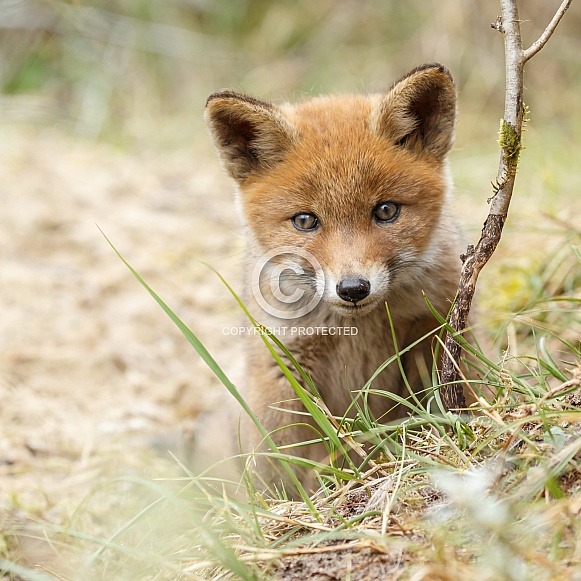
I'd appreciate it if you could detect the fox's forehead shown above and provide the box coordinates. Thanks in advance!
[276,95,395,178]
[245,138,446,225]
[281,95,379,138]
[277,94,438,181]
[259,96,444,209]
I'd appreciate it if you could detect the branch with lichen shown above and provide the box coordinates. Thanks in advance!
[490,111,528,201]
[440,0,573,411]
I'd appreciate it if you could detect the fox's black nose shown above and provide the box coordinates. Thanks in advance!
[336,278,371,304]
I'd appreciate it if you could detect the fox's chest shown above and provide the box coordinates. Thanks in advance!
[284,315,410,419]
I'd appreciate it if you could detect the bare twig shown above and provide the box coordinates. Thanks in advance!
[523,0,573,62]
[440,0,573,411]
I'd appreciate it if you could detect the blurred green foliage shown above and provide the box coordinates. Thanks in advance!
[1,0,579,146]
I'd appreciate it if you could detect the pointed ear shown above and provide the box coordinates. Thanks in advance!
[204,91,296,183]
[372,63,456,161]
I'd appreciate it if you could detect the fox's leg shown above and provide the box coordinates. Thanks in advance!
[239,354,327,496]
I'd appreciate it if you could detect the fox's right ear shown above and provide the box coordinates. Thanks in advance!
[205,91,296,183]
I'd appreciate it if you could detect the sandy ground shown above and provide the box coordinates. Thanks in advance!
[0,127,244,511]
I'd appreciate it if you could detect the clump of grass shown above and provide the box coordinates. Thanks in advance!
[3,239,579,581]
[64,238,578,579]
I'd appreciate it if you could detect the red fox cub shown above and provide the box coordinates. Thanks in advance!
[205,63,462,491]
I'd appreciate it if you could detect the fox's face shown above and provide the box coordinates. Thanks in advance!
[205,64,457,320]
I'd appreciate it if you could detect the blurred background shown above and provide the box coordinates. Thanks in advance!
[0,0,580,560]
[1,0,579,144]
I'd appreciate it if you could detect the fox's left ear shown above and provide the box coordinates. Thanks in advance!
[372,63,456,161]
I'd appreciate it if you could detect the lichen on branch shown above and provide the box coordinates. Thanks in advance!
[498,119,522,163]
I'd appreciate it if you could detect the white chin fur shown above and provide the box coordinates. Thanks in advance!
[329,301,381,318]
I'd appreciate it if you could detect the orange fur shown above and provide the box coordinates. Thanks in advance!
[205,63,463,494]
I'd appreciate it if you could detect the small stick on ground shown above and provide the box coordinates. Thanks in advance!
[440,0,573,412]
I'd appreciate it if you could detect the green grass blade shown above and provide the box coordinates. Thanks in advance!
[100,229,317,508]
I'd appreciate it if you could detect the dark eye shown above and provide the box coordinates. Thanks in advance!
[292,213,319,231]
[373,202,401,223]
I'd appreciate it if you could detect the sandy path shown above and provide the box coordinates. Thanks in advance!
[0,127,243,507]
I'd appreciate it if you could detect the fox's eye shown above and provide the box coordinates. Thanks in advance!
[292,213,319,231]
[373,202,401,223]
